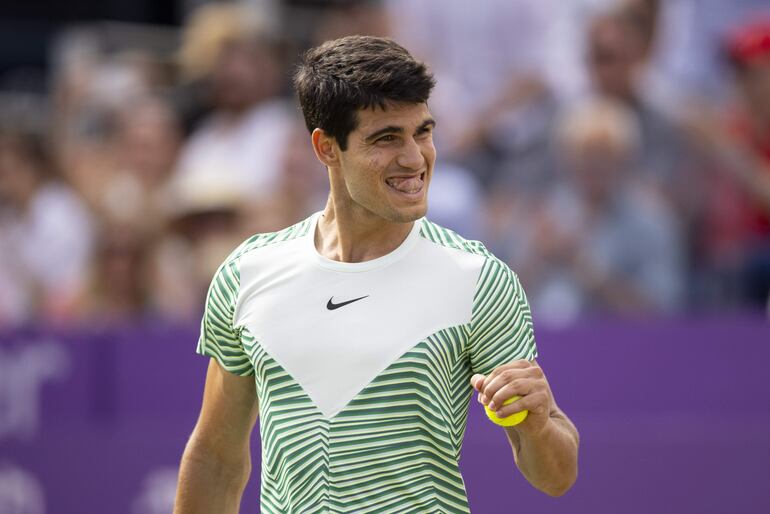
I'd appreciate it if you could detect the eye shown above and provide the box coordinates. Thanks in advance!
[416,126,434,139]
[376,134,398,143]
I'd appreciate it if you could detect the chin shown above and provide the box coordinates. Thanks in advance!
[389,203,427,223]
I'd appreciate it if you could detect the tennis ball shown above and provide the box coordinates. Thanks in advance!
[484,396,528,427]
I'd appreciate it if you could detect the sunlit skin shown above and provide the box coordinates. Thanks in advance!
[311,101,436,263]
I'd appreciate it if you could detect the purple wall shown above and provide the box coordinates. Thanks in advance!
[1,318,769,513]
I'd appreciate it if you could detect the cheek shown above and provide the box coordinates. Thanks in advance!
[424,143,437,166]
[365,155,383,174]
[354,151,390,184]
[340,154,384,196]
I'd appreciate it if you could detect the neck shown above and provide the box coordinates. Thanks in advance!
[315,196,415,263]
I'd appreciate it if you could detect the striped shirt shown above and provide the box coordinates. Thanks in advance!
[197,212,537,513]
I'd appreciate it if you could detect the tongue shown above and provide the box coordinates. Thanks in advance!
[387,176,422,193]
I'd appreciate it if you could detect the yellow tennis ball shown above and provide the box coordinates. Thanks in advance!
[484,396,529,427]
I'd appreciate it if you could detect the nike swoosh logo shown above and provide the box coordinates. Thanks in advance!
[327,295,369,310]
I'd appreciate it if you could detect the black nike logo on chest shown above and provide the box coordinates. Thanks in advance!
[327,295,369,310]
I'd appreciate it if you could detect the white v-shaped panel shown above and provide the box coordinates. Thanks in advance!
[234,233,484,419]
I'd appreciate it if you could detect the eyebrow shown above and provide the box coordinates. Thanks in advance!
[364,118,436,142]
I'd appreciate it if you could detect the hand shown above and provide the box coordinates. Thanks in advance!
[470,360,553,435]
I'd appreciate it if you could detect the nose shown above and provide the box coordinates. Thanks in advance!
[396,136,425,171]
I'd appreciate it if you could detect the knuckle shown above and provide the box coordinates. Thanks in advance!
[528,366,543,378]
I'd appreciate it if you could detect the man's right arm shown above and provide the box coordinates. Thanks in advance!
[174,358,259,514]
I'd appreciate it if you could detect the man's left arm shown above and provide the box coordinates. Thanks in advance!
[471,359,579,497]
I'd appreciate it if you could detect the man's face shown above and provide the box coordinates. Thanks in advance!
[211,39,280,112]
[334,102,436,223]
[588,20,639,101]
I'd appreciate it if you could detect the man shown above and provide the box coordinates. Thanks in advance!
[174,36,578,513]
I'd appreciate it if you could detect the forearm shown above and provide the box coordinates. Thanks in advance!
[505,413,579,496]
[174,438,251,514]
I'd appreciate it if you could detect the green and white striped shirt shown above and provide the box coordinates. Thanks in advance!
[198,213,537,513]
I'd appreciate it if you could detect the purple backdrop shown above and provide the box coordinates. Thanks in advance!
[1,317,769,513]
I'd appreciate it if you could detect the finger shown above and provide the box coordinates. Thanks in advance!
[480,360,533,391]
[487,379,534,411]
[492,395,528,418]
[494,392,548,418]
[480,366,537,404]
[470,374,486,392]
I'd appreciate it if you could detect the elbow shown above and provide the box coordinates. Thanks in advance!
[540,467,577,497]
[183,435,252,486]
[542,477,576,497]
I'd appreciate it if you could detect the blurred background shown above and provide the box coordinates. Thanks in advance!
[0,0,768,513]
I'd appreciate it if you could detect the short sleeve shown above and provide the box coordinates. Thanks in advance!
[468,258,537,375]
[196,258,255,376]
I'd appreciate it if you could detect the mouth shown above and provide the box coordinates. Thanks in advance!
[385,172,426,198]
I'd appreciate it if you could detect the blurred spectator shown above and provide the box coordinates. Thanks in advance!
[0,121,95,325]
[0,0,766,327]
[514,99,684,325]
[427,162,485,239]
[586,7,689,195]
[239,123,328,235]
[304,0,390,46]
[106,97,182,223]
[645,0,770,106]
[151,167,251,320]
[683,17,770,308]
[51,39,167,181]
[63,95,182,226]
[73,224,153,324]
[173,3,296,203]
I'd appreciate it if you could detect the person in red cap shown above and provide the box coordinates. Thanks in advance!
[688,18,770,308]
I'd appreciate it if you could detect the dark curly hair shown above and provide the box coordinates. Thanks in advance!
[293,35,435,151]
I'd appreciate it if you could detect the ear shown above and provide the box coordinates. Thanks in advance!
[311,128,341,168]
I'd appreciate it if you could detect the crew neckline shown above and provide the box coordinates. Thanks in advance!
[307,211,423,273]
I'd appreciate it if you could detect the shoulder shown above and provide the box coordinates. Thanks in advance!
[417,218,493,259]
[420,218,521,295]
[417,218,522,292]
[418,218,516,271]
[217,215,317,276]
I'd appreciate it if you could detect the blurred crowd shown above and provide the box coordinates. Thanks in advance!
[1,0,769,328]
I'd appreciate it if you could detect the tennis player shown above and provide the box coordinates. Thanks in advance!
[174,35,578,514]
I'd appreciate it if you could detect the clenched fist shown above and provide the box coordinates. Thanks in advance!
[470,360,554,434]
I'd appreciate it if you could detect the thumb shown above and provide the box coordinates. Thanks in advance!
[470,374,485,391]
